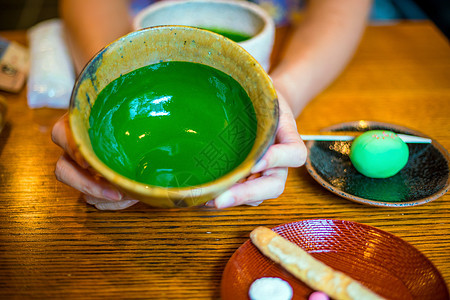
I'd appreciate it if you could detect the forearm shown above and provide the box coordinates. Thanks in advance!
[270,0,372,116]
[60,0,132,73]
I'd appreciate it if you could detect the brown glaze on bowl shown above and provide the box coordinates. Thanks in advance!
[69,26,278,208]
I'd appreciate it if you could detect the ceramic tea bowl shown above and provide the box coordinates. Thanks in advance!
[133,0,275,71]
[69,26,278,208]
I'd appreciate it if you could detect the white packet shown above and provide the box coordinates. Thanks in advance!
[27,19,75,109]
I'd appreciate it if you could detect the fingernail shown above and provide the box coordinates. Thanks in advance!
[215,191,235,209]
[251,159,267,173]
[102,188,122,201]
[204,200,215,207]
[95,200,138,211]
[75,153,89,168]
[80,159,89,169]
[246,201,264,207]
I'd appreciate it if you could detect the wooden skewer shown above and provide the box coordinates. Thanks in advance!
[300,133,432,144]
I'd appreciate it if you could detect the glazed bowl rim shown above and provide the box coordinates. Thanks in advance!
[69,25,278,199]
[132,0,275,45]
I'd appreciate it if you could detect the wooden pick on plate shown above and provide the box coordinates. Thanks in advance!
[300,132,432,143]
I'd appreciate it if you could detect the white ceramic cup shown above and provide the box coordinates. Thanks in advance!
[133,0,275,71]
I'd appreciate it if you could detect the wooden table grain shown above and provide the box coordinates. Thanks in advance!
[0,22,449,299]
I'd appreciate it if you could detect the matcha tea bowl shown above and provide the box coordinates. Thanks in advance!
[133,0,275,71]
[69,26,278,208]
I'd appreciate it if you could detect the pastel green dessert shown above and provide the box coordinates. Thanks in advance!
[89,61,256,188]
[349,130,409,178]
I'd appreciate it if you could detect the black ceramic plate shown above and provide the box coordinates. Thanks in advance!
[305,121,450,207]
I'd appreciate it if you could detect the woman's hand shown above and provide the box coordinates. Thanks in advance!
[206,92,307,208]
[52,91,306,210]
[52,113,139,210]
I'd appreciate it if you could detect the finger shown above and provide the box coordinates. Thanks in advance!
[209,173,261,206]
[212,167,288,208]
[55,154,123,201]
[252,138,306,173]
[51,114,68,148]
[51,114,89,168]
[246,200,264,207]
[252,114,306,174]
[85,195,139,210]
[277,106,301,145]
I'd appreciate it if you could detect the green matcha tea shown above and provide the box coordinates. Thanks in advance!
[199,27,252,42]
[89,61,256,188]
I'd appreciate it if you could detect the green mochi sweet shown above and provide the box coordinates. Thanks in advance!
[349,130,409,178]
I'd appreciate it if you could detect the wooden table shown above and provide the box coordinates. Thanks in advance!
[0,21,449,299]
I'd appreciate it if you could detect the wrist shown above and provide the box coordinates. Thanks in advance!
[270,61,313,117]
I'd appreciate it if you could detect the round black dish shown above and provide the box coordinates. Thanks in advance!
[305,121,450,207]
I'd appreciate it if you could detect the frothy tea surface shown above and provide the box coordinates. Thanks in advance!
[89,61,256,188]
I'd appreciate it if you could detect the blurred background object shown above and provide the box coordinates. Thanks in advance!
[370,0,449,40]
[412,0,450,39]
[0,95,6,134]
[0,0,448,36]
[0,37,29,92]
[0,0,58,30]
[26,19,74,108]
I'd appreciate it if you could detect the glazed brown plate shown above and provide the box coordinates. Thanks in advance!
[305,121,450,207]
[221,219,448,300]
